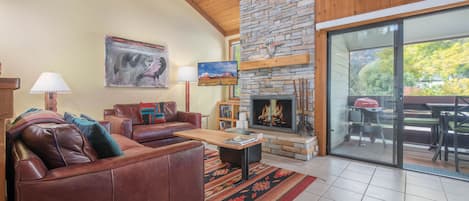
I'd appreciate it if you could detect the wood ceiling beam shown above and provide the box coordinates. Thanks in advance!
[224,28,240,37]
[186,0,227,36]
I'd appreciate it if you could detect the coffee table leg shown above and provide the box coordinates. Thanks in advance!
[234,148,250,186]
[241,147,249,181]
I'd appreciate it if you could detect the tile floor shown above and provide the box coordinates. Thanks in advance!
[260,153,469,201]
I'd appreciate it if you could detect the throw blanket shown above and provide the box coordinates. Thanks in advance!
[7,110,66,140]
[5,110,66,201]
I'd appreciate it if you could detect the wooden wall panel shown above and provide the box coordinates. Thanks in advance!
[314,30,328,156]
[0,78,20,201]
[316,0,422,22]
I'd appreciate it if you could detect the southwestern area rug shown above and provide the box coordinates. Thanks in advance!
[204,149,316,201]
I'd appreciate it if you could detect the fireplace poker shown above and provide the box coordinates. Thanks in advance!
[301,78,305,116]
[305,80,309,112]
[293,80,298,111]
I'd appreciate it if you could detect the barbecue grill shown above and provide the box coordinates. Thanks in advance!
[353,98,386,146]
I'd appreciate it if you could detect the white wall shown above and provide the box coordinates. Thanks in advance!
[329,34,350,149]
[0,0,225,129]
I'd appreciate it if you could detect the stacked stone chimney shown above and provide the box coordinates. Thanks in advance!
[239,0,316,128]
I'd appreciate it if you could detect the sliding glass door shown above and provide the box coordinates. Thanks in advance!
[328,22,403,166]
[401,7,469,180]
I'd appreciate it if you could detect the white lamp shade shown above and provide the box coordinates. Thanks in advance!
[30,72,71,94]
[177,66,198,82]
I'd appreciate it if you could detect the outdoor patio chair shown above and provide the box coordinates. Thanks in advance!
[448,96,469,172]
[346,107,362,142]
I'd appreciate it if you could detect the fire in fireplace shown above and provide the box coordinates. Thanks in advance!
[250,96,296,133]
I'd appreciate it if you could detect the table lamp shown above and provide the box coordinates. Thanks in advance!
[177,66,197,112]
[30,72,71,112]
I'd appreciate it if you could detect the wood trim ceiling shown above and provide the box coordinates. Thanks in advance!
[186,0,240,36]
[316,0,422,23]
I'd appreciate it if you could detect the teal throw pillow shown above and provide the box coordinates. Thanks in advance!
[65,112,123,158]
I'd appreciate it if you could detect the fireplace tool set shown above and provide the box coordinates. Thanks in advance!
[294,78,314,136]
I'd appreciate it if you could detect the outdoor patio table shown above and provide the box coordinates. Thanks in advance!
[426,103,455,146]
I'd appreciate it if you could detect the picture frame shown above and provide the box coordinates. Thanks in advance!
[105,36,169,88]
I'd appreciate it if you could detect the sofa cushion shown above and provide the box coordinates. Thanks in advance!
[132,122,196,143]
[111,134,144,151]
[21,123,98,169]
[114,104,143,125]
[65,113,123,158]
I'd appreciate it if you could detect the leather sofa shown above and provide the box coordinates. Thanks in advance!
[104,102,201,147]
[10,132,205,201]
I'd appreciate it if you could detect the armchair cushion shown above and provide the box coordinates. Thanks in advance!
[65,112,123,158]
[21,123,98,169]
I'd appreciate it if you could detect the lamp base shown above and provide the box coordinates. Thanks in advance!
[45,92,57,112]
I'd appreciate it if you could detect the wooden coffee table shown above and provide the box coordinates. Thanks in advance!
[174,129,263,184]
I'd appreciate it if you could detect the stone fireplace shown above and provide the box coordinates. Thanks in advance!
[239,0,318,160]
[250,95,296,133]
[239,0,315,125]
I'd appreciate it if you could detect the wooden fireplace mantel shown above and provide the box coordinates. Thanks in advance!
[0,77,20,201]
[239,54,310,71]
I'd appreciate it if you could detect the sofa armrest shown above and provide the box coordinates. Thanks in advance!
[12,141,48,181]
[103,109,115,117]
[177,111,202,128]
[104,115,133,139]
[15,141,204,201]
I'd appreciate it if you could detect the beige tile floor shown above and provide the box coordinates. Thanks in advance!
[260,153,469,201]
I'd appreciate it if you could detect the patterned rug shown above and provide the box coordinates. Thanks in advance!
[204,149,316,201]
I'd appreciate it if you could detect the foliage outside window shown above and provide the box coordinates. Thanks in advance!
[230,41,241,98]
[349,37,469,96]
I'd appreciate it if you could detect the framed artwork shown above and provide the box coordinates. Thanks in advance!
[198,61,238,86]
[228,38,241,99]
[105,36,168,88]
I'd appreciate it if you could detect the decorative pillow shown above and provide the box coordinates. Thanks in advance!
[139,102,166,125]
[65,112,123,158]
[21,123,98,169]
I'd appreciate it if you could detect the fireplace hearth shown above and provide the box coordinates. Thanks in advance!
[250,95,296,133]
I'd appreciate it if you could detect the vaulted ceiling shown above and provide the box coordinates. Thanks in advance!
[186,0,240,36]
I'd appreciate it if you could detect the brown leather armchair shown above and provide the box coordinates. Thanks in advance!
[11,134,204,201]
[104,102,202,148]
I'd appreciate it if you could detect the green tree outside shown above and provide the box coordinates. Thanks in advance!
[350,37,469,96]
